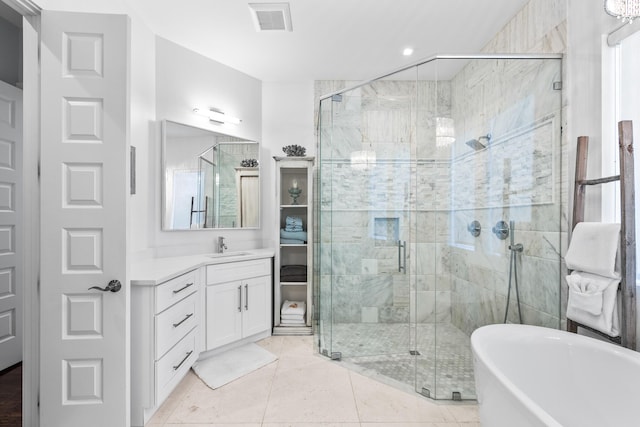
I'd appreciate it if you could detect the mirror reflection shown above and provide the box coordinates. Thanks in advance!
[162,120,260,230]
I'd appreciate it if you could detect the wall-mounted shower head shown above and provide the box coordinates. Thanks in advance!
[465,139,486,151]
[465,134,492,151]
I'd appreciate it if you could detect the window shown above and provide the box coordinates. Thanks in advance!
[606,30,640,282]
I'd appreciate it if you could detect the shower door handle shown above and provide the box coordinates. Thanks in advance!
[398,240,407,274]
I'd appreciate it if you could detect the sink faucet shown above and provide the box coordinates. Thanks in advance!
[218,236,228,253]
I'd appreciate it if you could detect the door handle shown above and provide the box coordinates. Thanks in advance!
[244,284,249,310]
[88,279,122,293]
[238,285,242,312]
[398,241,407,274]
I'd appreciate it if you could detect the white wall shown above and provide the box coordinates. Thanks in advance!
[261,81,315,248]
[128,12,156,258]
[566,0,622,222]
[152,37,263,256]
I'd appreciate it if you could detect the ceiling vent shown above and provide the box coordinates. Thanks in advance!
[248,3,293,32]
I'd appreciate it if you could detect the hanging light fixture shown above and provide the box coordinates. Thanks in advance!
[435,117,455,148]
[604,0,640,23]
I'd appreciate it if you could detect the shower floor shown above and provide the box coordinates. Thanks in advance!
[326,322,476,400]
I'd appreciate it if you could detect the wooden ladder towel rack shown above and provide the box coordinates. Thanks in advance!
[568,120,636,349]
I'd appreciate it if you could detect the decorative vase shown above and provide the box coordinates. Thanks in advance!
[288,187,302,205]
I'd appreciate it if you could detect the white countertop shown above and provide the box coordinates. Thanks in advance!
[130,248,275,286]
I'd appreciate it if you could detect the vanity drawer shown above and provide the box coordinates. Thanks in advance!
[156,327,198,404]
[207,258,271,285]
[155,292,198,359]
[156,269,198,313]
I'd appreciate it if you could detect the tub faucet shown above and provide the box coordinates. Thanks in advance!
[218,236,228,253]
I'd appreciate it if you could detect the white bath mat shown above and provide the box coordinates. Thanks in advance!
[191,343,277,390]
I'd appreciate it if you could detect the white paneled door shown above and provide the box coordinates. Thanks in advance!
[0,80,23,372]
[40,11,129,427]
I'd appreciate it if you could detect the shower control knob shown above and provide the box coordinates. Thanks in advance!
[467,221,481,237]
[492,221,509,240]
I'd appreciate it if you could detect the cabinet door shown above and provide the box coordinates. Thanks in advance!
[206,282,242,350]
[242,275,271,337]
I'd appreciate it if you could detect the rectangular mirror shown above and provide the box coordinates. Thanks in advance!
[162,120,260,230]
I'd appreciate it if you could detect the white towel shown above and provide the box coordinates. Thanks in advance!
[565,222,621,279]
[566,271,617,315]
[281,319,306,325]
[281,313,305,321]
[281,300,306,316]
[566,271,620,337]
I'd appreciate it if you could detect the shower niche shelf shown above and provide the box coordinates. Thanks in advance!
[273,156,314,336]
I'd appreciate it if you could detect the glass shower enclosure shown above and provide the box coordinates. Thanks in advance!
[315,54,564,400]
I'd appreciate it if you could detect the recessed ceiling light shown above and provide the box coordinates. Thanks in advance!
[403,47,414,56]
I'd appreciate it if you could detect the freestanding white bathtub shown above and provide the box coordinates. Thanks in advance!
[471,324,640,427]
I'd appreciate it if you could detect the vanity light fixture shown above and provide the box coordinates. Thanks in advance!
[193,108,242,125]
[604,0,640,23]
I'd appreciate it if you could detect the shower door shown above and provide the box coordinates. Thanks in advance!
[317,71,429,390]
[317,54,563,402]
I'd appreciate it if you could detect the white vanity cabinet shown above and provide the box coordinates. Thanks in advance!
[131,268,202,427]
[131,249,274,426]
[206,258,272,350]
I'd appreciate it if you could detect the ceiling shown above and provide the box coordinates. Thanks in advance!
[126,0,529,82]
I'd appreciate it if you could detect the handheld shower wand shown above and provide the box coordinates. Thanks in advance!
[504,220,524,324]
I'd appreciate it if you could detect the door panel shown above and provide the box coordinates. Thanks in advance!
[242,275,270,337]
[40,11,129,427]
[206,282,243,349]
[0,80,22,372]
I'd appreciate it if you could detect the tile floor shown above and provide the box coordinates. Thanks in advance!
[329,323,476,400]
[147,335,480,427]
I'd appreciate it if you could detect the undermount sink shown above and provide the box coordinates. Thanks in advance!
[208,251,251,258]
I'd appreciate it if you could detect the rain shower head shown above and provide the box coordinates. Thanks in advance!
[465,134,491,151]
[465,139,486,151]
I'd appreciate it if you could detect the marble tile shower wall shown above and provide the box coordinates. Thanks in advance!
[447,58,563,334]
[316,59,563,331]
[317,79,452,325]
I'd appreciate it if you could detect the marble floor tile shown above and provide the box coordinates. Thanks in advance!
[441,404,480,423]
[263,424,361,427]
[360,424,463,427]
[164,424,261,427]
[148,335,480,426]
[146,370,200,425]
[165,361,277,424]
[263,356,360,423]
[278,335,316,358]
[256,335,285,357]
[350,371,456,423]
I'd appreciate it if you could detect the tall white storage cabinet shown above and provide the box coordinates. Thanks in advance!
[274,156,314,335]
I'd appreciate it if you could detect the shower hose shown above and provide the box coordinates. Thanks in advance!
[504,230,523,324]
